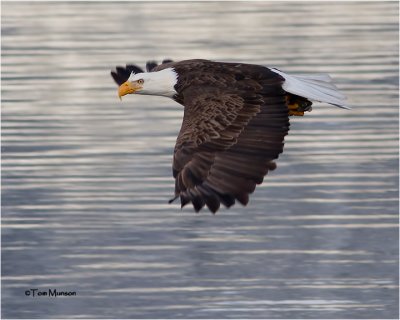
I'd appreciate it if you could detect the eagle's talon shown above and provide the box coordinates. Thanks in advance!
[289,110,305,116]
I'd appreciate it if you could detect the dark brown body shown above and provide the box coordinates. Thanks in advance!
[155,60,293,212]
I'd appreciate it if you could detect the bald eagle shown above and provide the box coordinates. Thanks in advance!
[111,59,348,213]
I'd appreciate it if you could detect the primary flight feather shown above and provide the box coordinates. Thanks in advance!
[111,59,348,213]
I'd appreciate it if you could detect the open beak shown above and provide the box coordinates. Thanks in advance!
[118,81,140,100]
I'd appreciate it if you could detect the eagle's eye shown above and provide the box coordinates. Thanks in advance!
[137,79,144,85]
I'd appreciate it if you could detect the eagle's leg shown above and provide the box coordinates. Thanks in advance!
[288,106,305,116]
[286,94,312,117]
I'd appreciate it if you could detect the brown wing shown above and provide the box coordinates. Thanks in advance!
[172,68,289,213]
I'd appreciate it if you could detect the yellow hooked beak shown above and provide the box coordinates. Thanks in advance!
[118,81,141,100]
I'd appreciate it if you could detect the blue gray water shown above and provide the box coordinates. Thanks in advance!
[2,1,399,319]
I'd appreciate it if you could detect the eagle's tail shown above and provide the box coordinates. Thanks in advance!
[270,68,350,109]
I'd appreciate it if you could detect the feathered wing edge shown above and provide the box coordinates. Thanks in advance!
[111,64,144,85]
[270,68,350,109]
[111,59,175,84]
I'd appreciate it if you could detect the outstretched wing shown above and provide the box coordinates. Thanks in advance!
[172,77,289,213]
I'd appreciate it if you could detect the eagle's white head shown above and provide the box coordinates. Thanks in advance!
[118,68,178,99]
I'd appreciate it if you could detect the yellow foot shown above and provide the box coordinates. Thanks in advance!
[288,103,300,111]
[289,110,305,116]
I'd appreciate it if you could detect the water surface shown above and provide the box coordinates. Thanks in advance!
[2,1,399,319]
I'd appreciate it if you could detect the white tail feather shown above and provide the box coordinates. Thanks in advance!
[290,73,332,82]
[271,68,350,109]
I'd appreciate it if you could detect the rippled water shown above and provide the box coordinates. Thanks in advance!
[2,1,399,319]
